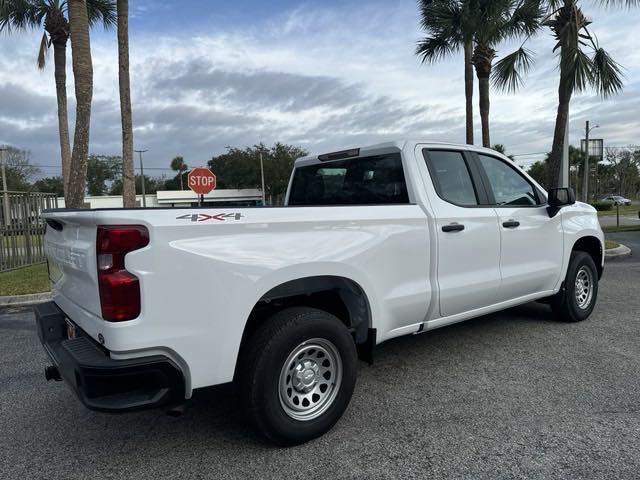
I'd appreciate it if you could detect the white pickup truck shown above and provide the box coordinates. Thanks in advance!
[36,141,604,445]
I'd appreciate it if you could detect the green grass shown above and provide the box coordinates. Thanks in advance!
[596,204,638,217]
[602,224,640,233]
[605,240,620,250]
[0,263,50,296]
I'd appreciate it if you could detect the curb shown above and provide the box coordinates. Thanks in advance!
[605,243,631,260]
[0,292,52,307]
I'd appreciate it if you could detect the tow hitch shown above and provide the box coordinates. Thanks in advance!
[45,365,61,381]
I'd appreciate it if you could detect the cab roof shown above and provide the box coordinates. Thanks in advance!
[294,140,511,168]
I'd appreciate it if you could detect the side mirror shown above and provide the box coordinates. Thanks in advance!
[547,187,576,217]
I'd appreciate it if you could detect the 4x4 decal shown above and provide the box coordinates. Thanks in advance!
[176,213,245,222]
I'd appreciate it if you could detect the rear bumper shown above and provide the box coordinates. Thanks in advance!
[35,302,185,413]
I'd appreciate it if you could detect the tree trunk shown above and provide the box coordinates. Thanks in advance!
[478,75,491,148]
[66,0,93,208]
[117,0,136,208]
[547,74,572,189]
[52,41,72,200]
[472,43,495,148]
[464,40,474,145]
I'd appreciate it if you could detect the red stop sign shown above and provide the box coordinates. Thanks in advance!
[188,167,217,195]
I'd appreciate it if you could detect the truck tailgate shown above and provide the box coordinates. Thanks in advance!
[43,213,102,322]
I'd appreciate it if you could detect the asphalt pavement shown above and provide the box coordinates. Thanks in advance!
[1,252,639,479]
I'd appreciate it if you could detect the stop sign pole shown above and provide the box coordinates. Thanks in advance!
[188,167,217,206]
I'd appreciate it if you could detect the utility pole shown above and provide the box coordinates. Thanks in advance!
[1,146,10,227]
[259,149,266,205]
[134,149,148,207]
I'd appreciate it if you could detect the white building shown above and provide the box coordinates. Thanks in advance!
[56,189,263,209]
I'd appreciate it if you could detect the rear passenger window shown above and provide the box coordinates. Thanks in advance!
[423,150,478,206]
[288,153,409,205]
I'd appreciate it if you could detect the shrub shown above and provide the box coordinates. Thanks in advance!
[591,201,613,211]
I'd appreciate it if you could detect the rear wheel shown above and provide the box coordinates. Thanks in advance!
[238,307,358,445]
[551,251,599,322]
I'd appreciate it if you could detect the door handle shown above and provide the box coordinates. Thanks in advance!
[442,223,465,233]
[502,220,520,229]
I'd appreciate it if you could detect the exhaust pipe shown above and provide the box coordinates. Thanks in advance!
[45,365,61,382]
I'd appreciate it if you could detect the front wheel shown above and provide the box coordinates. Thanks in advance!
[238,307,358,445]
[551,251,599,322]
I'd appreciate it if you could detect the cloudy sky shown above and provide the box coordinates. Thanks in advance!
[0,0,639,178]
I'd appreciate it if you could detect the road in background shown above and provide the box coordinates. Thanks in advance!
[1,254,639,479]
[599,215,640,228]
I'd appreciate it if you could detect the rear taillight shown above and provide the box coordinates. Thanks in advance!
[96,225,149,321]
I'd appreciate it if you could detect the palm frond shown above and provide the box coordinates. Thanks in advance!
[0,0,42,32]
[491,47,535,92]
[86,0,116,29]
[37,30,48,68]
[415,35,460,63]
[418,0,465,43]
[560,45,593,94]
[596,0,640,7]
[544,0,565,10]
[507,0,545,38]
[591,47,624,97]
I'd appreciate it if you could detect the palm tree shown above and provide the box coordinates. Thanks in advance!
[171,156,188,190]
[493,0,636,188]
[0,0,115,200]
[66,0,94,207]
[492,143,515,160]
[416,0,475,145]
[116,0,134,207]
[416,0,543,147]
[471,0,543,147]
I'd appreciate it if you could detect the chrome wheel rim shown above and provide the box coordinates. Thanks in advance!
[575,266,594,310]
[278,338,342,421]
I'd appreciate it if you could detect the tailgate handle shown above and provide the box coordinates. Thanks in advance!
[46,219,64,231]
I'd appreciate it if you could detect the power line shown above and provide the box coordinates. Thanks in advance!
[9,164,177,171]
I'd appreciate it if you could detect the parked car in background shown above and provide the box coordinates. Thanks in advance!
[600,195,632,206]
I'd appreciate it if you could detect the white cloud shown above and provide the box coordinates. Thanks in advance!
[0,0,638,176]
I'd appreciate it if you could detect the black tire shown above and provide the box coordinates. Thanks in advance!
[551,251,599,322]
[237,307,358,445]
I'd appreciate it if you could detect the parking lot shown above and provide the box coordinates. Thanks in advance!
[1,250,639,479]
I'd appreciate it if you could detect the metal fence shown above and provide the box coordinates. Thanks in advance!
[1,191,59,272]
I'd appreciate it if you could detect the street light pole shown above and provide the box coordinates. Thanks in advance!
[0,146,10,227]
[582,121,589,202]
[134,149,148,207]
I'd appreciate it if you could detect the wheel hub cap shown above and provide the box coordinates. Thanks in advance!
[575,266,594,310]
[278,338,343,421]
[293,360,320,392]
